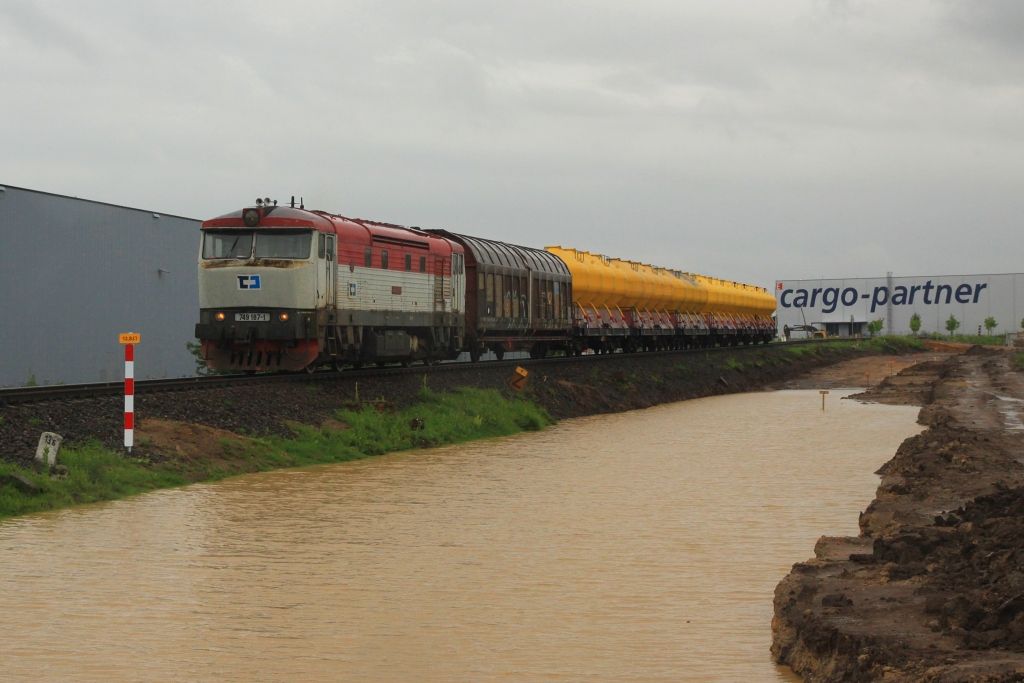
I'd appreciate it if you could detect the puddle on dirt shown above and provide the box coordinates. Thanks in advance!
[992,394,1024,431]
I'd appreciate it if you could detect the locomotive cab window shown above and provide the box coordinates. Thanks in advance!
[419,256,427,273]
[254,230,313,259]
[202,231,253,259]
[405,254,412,271]
[381,250,389,270]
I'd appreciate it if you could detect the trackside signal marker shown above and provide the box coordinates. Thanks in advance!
[119,333,140,451]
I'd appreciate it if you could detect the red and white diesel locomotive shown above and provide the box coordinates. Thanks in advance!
[195,198,775,372]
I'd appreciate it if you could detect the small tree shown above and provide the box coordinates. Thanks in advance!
[984,316,998,335]
[909,312,921,336]
[186,340,214,376]
[945,314,960,336]
[867,318,884,337]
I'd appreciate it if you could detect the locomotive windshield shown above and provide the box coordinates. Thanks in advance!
[202,230,313,260]
[203,231,253,259]
[254,231,312,259]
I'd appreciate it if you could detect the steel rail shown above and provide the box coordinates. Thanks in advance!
[0,338,844,406]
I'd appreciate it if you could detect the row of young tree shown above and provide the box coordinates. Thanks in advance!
[866,314,1024,337]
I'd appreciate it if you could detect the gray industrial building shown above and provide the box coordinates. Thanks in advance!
[775,273,1024,338]
[1,185,200,387]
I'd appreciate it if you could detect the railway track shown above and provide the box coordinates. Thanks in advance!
[0,339,838,406]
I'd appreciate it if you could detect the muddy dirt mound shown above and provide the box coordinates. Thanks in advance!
[136,418,258,470]
[781,352,950,392]
[849,359,949,406]
[773,349,1024,681]
[923,486,1024,651]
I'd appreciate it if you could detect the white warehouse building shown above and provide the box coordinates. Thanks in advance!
[774,273,1024,338]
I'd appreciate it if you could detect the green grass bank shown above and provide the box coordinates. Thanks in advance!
[0,388,548,520]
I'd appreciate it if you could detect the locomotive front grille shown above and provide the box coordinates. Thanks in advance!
[195,309,316,341]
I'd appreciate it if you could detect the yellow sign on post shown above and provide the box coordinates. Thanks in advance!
[118,333,141,345]
[507,366,529,392]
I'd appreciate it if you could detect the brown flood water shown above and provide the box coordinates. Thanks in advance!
[0,390,921,682]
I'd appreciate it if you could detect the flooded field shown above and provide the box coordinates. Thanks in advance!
[0,390,921,682]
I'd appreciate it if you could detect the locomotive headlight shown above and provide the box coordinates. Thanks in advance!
[215,312,226,321]
[243,209,260,227]
[278,312,290,322]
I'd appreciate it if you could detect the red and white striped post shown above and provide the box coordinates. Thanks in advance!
[118,333,141,452]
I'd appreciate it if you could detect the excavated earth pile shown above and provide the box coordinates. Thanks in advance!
[772,347,1024,682]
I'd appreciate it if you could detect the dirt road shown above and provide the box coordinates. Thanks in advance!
[778,352,951,392]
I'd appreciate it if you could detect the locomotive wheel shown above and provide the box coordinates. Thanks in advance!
[304,363,317,374]
[470,347,481,363]
[493,347,505,361]
[333,360,345,372]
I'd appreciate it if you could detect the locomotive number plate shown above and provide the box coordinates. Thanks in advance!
[235,312,270,322]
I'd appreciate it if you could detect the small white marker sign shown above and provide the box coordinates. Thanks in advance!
[35,432,63,468]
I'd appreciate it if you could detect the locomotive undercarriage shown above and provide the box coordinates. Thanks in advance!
[469,324,773,362]
[196,307,465,372]
[321,323,463,369]
[566,326,772,357]
[316,309,465,370]
[467,331,572,362]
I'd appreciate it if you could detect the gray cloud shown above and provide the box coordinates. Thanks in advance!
[1,0,1021,287]
[944,0,1024,54]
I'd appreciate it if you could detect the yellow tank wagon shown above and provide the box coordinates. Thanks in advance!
[691,275,776,343]
[546,245,775,353]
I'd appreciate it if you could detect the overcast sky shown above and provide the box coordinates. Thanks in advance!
[2,0,1021,287]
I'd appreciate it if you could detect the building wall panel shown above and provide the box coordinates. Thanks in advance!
[0,185,199,386]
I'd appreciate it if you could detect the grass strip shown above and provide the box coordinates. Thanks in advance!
[0,388,549,520]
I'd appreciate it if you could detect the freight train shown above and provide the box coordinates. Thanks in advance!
[195,199,776,372]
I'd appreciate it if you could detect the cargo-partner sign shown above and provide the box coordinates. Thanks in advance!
[776,280,989,314]
[774,273,1024,337]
